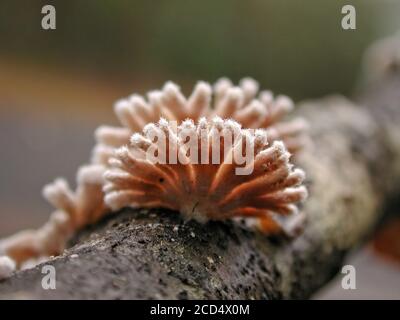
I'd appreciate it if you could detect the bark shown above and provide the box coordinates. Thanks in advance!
[1,75,400,300]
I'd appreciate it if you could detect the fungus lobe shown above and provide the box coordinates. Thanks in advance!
[104,117,307,234]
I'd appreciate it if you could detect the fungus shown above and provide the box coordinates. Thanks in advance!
[104,117,307,234]
[93,77,308,166]
[0,164,106,267]
[0,256,16,280]
[0,78,309,274]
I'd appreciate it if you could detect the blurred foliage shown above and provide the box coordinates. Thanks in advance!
[1,0,400,99]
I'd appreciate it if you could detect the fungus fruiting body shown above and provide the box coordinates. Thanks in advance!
[93,77,308,166]
[0,165,105,267]
[0,256,16,280]
[0,77,309,275]
[104,117,307,234]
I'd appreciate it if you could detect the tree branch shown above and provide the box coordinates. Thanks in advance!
[1,71,400,300]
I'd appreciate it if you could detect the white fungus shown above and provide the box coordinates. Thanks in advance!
[0,256,16,280]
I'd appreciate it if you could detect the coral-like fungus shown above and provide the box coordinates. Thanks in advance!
[0,165,105,268]
[0,78,308,276]
[104,117,307,234]
[93,78,308,166]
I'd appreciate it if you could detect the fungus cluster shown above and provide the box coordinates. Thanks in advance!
[0,78,308,279]
[105,117,307,231]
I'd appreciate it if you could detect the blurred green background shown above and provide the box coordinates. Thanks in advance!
[0,0,400,298]
[1,0,400,100]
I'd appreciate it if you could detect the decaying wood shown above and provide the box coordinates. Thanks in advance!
[1,67,400,301]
